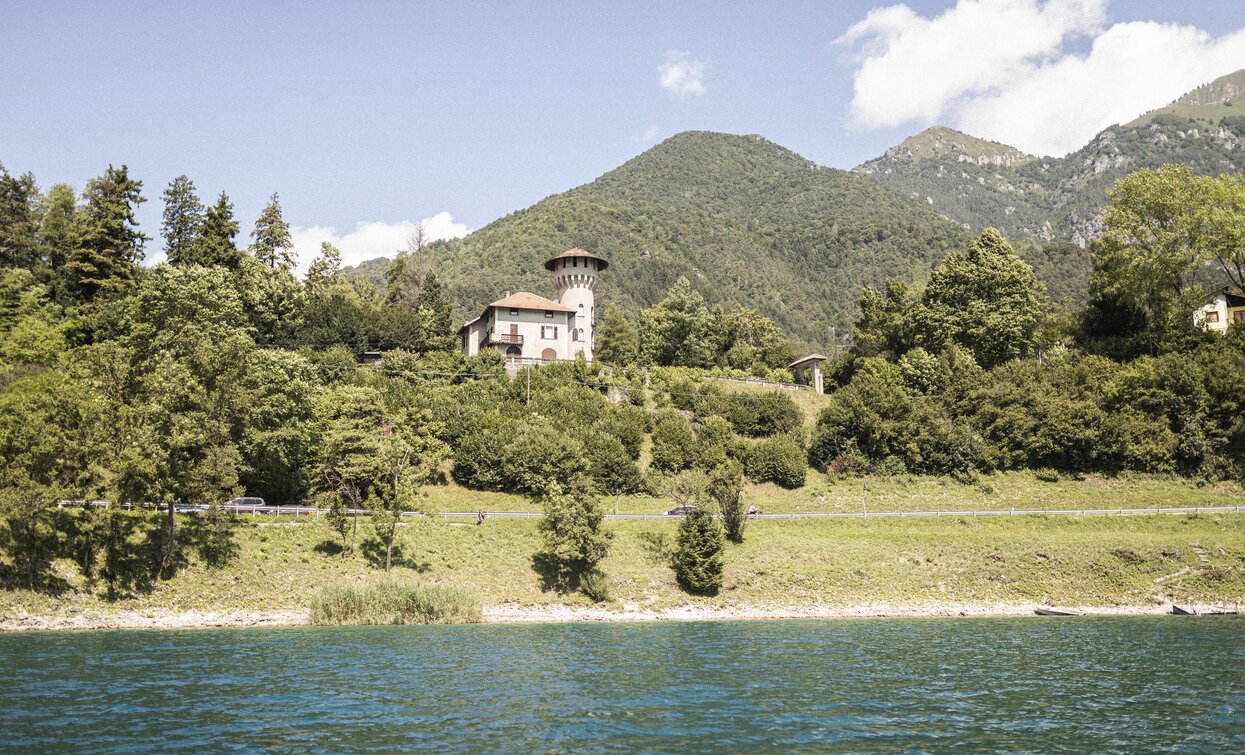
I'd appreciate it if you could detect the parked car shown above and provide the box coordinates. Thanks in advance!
[225,497,266,508]
[666,505,699,516]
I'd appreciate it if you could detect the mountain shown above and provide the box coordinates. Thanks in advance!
[854,69,1245,250]
[432,131,971,348]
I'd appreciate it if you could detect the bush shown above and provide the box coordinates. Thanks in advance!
[1034,467,1061,482]
[745,435,807,489]
[309,579,482,625]
[586,433,644,494]
[672,510,725,595]
[651,410,696,473]
[579,569,611,603]
[723,391,803,437]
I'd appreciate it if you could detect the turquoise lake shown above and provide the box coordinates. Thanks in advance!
[1,616,1242,752]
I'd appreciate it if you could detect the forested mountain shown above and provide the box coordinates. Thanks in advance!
[430,131,972,348]
[854,69,1245,250]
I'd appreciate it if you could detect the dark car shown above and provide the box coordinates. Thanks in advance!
[665,505,699,516]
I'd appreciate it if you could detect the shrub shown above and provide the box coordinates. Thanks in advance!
[1034,467,1061,482]
[651,410,696,473]
[309,579,482,625]
[586,433,645,495]
[724,391,802,437]
[672,510,725,595]
[579,570,612,603]
[745,435,807,489]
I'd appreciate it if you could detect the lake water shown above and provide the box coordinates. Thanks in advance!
[2,617,1243,753]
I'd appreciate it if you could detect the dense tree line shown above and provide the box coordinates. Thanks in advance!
[3,158,1245,598]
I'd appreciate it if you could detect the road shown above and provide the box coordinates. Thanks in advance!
[207,504,1245,520]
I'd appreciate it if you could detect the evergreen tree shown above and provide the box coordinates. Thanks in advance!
[0,164,41,270]
[160,175,204,265]
[708,462,747,543]
[37,184,77,294]
[250,192,295,269]
[196,192,243,269]
[64,165,147,307]
[672,509,725,595]
[916,228,1046,369]
[594,305,638,366]
[415,271,453,351]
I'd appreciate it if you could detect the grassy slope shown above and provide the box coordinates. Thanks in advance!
[425,472,1245,515]
[5,508,1244,619]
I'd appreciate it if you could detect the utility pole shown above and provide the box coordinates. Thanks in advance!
[526,367,531,405]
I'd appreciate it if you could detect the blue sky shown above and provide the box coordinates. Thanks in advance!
[2,1,1243,268]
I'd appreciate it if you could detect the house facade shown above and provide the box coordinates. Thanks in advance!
[1195,288,1245,333]
[458,248,608,362]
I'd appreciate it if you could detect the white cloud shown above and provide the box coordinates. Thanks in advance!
[290,211,470,275]
[658,51,706,96]
[839,0,1245,156]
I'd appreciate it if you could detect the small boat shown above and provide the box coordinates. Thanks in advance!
[1171,605,1197,615]
[1034,607,1080,616]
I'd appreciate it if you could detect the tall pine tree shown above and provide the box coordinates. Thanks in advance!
[196,192,243,269]
[64,165,147,307]
[250,192,294,269]
[0,163,41,270]
[160,175,205,265]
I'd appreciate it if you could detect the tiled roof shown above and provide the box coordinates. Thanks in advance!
[544,247,609,271]
[490,292,575,312]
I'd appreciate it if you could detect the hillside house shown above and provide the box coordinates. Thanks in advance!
[1195,288,1245,333]
[458,248,608,363]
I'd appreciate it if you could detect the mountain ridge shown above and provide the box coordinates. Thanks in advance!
[853,69,1245,246]
[429,130,972,348]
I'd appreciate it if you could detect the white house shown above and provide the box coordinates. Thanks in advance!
[1195,288,1245,333]
[458,248,608,363]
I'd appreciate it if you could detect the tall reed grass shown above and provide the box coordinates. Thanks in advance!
[310,578,482,625]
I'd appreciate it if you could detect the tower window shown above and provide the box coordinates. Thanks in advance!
[573,257,578,267]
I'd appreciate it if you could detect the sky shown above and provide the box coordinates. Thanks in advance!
[2,0,1244,271]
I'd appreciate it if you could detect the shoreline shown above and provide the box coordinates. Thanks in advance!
[0,601,1197,633]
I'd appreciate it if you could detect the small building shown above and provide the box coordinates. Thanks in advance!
[458,248,608,363]
[789,353,828,394]
[1195,288,1245,333]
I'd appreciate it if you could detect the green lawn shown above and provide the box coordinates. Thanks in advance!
[425,472,1245,516]
[6,508,1243,619]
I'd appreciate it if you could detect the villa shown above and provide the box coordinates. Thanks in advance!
[458,248,608,363]
[1195,287,1245,333]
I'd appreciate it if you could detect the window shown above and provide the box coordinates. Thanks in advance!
[1234,310,1245,323]
[542,325,558,339]
[573,257,578,267]
[571,329,579,342]
[510,309,519,316]
[1207,311,1220,324]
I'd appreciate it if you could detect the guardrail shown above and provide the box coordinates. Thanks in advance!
[160,504,1245,520]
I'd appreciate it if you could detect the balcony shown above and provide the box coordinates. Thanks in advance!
[484,332,524,346]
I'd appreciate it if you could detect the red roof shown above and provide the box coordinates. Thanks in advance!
[490,292,575,312]
[544,247,609,272]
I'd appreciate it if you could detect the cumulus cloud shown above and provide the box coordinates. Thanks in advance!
[658,51,706,96]
[290,211,470,275]
[839,0,1245,156]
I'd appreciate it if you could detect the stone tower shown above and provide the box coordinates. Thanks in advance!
[545,248,608,361]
